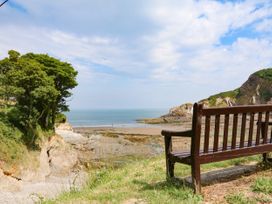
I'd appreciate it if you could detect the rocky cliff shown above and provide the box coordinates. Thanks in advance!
[143,68,272,123]
[203,68,272,107]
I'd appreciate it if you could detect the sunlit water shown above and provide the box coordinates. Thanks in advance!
[65,109,167,127]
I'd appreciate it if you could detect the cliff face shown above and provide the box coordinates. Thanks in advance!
[152,68,272,123]
[236,70,272,105]
[202,68,272,107]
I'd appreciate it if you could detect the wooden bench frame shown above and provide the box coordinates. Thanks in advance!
[162,103,272,193]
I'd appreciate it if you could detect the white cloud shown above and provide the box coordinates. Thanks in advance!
[2,0,272,108]
[145,0,272,86]
[255,18,272,33]
[0,25,148,78]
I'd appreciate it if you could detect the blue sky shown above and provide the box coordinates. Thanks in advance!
[1,0,272,109]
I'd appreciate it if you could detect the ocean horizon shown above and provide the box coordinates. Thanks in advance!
[65,108,168,127]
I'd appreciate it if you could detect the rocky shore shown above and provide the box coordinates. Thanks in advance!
[0,125,86,204]
[0,122,190,203]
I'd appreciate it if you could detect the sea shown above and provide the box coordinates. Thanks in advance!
[65,109,168,127]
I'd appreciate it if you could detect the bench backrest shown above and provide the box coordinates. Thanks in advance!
[191,103,272,156]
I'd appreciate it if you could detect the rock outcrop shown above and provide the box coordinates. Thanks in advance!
[160,103,193,122]
[236,72,272,105]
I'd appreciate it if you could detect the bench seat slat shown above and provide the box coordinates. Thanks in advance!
[199,143,272,164]
[171,138,272,160]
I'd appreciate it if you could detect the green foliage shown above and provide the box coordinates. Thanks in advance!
[22,53,78,125]
[207,89,240,106]
[0,50,77,146]
[252,177,272,194]
[254,68,272,82]
[260,89,272,102]
[8,50,20,62]
[0,112,27,165]
[55,113,67,124]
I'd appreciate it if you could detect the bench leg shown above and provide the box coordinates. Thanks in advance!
[164,136,174,178]
[263,153,268,163]
[166,159,175,178]
[192,162,201,194]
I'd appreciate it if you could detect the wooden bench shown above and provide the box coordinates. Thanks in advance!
[162,103,272,193]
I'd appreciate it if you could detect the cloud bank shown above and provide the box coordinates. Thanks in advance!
[1,0,272,108]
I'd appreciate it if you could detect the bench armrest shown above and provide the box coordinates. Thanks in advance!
[161,130,192,137]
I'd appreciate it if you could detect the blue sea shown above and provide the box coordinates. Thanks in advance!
[65,109,167,127]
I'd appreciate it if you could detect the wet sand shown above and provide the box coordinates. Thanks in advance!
[71,123,192,164]
[73,122,192,136]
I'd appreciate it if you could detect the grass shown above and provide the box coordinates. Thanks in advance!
[224,171,272,204]
[252,177,272,194]
[206,89,240,107]
[0,115,28,167]
[225,193,257,204]
[43,155,260,204]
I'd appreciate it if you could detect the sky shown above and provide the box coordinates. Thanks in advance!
[1,0,272,110]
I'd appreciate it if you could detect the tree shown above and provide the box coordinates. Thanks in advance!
[0,50,78,146]
[0,51,21,107]
[10,58,59,144]
[22,53,78,127]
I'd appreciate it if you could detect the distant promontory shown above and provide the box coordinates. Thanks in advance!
[141,68,272,124]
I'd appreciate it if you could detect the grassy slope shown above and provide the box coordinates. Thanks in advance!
[44,155,261,204]
[206,89,240,106]
[0,109,28,170]
[204,68,272,107]
[0,108,46,172]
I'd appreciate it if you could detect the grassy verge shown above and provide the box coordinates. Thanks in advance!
[44,155,260,204]
[225,193,256,204]
[0,109,51,172]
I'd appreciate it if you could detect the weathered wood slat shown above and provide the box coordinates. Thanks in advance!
[231,114,238,149]
[248,113,255,147]
[173,138,272,156]
[202,104,272,116]
[256,112,262,145]
[239,113,247,148]
[222,114,229,150]
[213,115,220,152]
[204,116,210,153]
[199,143,272,164]
[263,111,270,144]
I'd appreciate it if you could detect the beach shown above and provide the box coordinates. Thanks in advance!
[62,122,193,167]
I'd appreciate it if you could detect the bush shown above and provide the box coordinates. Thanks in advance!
[55,113,67,124]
